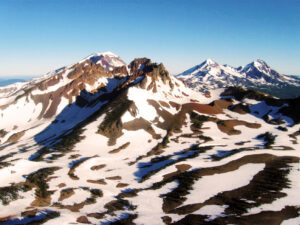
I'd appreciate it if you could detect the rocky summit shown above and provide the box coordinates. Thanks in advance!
[0,52,299,224]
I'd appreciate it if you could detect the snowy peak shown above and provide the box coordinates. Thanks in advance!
[198,58,219,69]
[254,59,269,68]
[240,59,272,75]
[178,59,300,98]
[180,58,220,76]
[198,58,219,70]
[178,58,244,80]
[84,51,127,72]
[86,51,119,58]
[202,58,218,66]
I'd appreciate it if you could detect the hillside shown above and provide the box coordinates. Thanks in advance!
[0,53,299,224]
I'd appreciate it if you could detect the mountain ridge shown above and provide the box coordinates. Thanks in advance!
[177,58,300,99]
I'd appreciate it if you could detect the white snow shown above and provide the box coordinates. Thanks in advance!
[127,87,157,121]
[246,162,300,215]
[131,181,178,224]
[0,53,300,224]
[184,164,265,205]
[193,205,227,220]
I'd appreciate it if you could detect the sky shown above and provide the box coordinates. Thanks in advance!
[0,0,300,76]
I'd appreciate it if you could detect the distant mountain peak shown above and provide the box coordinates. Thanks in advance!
[101,51,119,57]
[179,59,220,76]
[253,59,270,69]
[177,58,300,98]
[204,58,217,65]
[83,51,127,71]
[254,59,267,65]
[86,51,119,59]
[240,59,272,75]
[199,58,219,68]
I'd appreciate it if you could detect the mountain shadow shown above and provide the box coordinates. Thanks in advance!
[32,77,132,161]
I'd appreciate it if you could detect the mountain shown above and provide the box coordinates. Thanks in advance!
[177,59,300,99]
[0,53,300,224]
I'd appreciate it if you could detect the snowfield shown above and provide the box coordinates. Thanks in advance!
[0,52,299,224]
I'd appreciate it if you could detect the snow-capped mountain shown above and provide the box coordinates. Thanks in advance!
[0,53,300,224]
[0,52,127,100]
[177,59,300,98]
[177,58,245,91]
[84,51,127,72]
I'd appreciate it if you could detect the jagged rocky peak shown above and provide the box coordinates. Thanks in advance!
[126,58,174,93]
[128,58,152,76]
[129,58,170,81]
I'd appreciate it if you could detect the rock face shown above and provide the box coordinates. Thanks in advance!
[76,216,91,224]
[129,57,170,80]
[0,53,300,224]
[177,59,300,98]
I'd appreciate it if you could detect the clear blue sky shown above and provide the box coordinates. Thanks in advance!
[0,0,300,76]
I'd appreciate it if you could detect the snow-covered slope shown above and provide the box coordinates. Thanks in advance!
[0,52,130,144]
[177,59,300,99]
[0,54,300,224]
